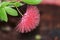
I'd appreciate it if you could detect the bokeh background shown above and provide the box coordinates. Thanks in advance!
[0,0,60,40]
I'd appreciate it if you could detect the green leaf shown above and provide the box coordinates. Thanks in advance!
[22,0,42,5]
[13,2,23,7]
[0,8,8,22]
[5,7,18,16]
[1,2,10,7]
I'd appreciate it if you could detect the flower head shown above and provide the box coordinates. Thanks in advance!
[15,5,40,33]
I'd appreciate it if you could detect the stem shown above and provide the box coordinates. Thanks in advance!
[15,7,23,16]
[14,0,24,17]
[1,0,23,16]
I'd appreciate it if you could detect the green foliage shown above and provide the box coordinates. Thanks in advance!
[5,7,18,16]
[1,2,10,7]
[13,2,23,7]
[0,0,41,22]
[0,8,8,22]
[22,0,42,5]
[0,2,23,22]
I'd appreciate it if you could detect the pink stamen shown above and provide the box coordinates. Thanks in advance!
[15,5,40,33]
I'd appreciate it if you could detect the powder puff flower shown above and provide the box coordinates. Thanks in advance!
[16,5,40,33]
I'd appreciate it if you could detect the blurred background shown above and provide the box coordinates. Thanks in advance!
[0,0,60,40]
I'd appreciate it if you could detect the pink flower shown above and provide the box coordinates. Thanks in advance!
[15,5,40,33]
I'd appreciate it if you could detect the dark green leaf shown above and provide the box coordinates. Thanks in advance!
[5,7,18,16]
[0,8,8,22]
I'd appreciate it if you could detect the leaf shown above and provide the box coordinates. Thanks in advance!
[5,7,18,16]
[1,2,10,7]
[0,8,8,22]
[22,0,42,5]
[9,2,24,7]
[13,2,23,7]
